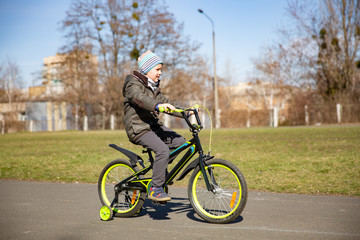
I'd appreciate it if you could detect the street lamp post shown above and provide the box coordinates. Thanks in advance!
[198,9,220,128]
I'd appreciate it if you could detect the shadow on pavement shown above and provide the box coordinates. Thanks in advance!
[113,196,244,224]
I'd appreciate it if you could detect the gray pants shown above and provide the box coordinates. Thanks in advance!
[135,125,186,187]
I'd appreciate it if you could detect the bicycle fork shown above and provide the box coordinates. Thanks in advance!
[198,152,216,192]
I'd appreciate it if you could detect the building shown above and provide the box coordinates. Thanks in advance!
[0,102,26,133]
[220,82,293,127]
[26,101,73,132]
[1,51,98,133]
[29,52,98,99]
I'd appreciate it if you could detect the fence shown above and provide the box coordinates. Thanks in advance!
[287,103,360,126]
[1,103,359,133]
[220,103,360,128]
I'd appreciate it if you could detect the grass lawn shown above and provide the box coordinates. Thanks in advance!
[0,125,359,196]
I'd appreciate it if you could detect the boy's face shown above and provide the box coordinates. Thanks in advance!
[146,64,162,82]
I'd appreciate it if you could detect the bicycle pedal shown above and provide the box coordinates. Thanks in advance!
[151,200,167,205]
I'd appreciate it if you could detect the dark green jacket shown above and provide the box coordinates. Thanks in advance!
[123,71,182,142]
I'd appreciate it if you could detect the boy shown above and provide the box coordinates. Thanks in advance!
[122,51,186,202]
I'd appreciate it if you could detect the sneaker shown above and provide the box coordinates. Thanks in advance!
[148,184,171,202]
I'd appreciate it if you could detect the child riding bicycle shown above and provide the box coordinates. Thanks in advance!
[122,50,186,202]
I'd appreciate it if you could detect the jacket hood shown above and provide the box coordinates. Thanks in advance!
[133,71,148,85]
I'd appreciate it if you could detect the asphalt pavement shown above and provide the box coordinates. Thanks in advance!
[0,180,359,240]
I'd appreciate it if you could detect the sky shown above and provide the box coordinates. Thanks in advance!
[0,0,290,88]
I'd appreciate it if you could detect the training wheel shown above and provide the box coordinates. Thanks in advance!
[99,206,113,221]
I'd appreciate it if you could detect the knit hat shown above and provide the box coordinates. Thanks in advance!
[137,50,163,75]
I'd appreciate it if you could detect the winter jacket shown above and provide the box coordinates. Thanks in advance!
[123,71,182,143]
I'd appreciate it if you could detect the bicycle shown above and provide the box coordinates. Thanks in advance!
[98,105,248,223]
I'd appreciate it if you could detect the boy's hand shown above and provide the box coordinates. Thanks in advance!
[158,103,176,113]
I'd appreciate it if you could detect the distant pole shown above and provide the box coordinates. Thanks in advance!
[1,117,4,134]
[273,106,278,127]
[83,115,88,131]
[305,105,309,126]
[198,9,220,128]
[336,103,342,124]
[110,114,115,130]
[29,120,34,132]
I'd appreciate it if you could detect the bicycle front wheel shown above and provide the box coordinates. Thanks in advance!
[188,159,248,224]
[98,159,146,217]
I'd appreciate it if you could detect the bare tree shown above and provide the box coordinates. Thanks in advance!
[285,0,360,104]
[250,47,291,126]
[61,0,208,129]
[246,0,360,125]
[59,49,99,130]
[0,58,23,105]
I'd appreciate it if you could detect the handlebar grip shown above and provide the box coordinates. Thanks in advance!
[158,106,166,112]
[158,106,183,113]
[159,105,203,131]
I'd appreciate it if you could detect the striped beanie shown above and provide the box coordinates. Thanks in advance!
[137,50,163,75]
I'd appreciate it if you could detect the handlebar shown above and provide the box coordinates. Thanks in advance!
[158,105,203,132]
[158,106,183,113]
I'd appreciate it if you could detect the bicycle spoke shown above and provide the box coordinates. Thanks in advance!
[99,160,146,216]
[189,160,246,223]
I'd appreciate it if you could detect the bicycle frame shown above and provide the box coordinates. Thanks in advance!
[111,109,215,199]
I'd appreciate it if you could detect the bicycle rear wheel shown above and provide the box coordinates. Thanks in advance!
[98,159,146,217]
[188,159,248,224]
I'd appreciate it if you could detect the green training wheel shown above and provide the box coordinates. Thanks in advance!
[99,205,113,221]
